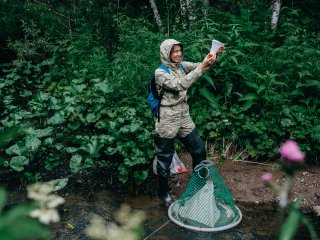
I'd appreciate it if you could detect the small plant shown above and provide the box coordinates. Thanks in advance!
[261,140,319,240]
[86,204,145,240]
[28,179,67,225]
[0,179,67,240]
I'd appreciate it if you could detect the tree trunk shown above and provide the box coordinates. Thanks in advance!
[180,0,196,30]
[271,0,281,30]
[149,0,162,30]
[202,0,209,18]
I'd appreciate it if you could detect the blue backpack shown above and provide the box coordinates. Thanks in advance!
[147,64,185,122]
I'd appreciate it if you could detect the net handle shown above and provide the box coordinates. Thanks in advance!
[194,160,213,179]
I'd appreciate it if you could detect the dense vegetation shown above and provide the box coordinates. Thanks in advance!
[0,0,319,185]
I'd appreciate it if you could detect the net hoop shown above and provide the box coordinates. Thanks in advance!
[168,202,242,232]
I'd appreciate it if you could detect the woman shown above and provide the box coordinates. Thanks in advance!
[154,39,223,207]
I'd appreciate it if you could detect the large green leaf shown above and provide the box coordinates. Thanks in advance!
[129,123,140,132]
[0,127,21,147]
[47,113,66,125]
[68,120,81,130]
[94,82,113,93]
[82,139,104,157]
[25,136,41,151]
[86,113,100,123]
[25,127,53,138]
[49,178,69,191]
[10,156,29,171]
[71,83,87,93]
[5,144,23,156]
[69,154,83,173]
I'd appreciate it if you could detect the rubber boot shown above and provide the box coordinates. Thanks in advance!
[158,175,174,207]
[181,128,206,170]
[154,136,175,207]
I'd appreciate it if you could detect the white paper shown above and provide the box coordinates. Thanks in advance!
[210,39,224,55]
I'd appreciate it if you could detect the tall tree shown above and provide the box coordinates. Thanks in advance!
[271,0,281,29]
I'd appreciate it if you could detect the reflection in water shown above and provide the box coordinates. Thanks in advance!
[7,187,320,240]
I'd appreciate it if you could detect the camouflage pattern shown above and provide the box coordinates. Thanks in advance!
[155,39,204,138]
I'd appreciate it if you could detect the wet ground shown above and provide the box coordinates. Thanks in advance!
[44,187,319,240]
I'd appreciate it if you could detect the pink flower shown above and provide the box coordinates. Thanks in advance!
[261,173,273,183]
[279,140,304,162]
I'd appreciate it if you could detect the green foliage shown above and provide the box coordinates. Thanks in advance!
[186,6,320,162]
[0,0,319,186]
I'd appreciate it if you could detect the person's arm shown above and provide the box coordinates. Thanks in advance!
[155,55,217,92]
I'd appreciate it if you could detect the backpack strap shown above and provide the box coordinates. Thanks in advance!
[179,63,186,73]
[159,64,171,74]
[159,64,185,73]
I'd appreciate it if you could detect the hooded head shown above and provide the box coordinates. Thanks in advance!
[160,39,183,66]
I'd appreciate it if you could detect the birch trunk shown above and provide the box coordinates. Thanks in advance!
[271,0,281,30]
[180,0,188,29]
[202,0,209,18]
[180,0,196,29]
[149,0,162,30]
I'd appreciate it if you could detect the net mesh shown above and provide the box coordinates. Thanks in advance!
[168,160,242,232]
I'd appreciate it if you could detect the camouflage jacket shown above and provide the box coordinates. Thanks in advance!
[155,39,204,107]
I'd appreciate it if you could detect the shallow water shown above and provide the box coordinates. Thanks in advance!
[42,188,319,240]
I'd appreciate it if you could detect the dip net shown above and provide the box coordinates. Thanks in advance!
[168,160,242,232]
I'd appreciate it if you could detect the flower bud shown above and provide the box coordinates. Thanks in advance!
[279,140,304,162]
[261,172,273,183]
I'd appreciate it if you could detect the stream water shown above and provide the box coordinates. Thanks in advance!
[35,187,318,240]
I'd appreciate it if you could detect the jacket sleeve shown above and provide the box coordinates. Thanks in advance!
[182,61,199,73]
[155,63,203,92]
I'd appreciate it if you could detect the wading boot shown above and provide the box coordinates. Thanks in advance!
[181,128,206,170]
[158,175,174,207]
[154,136,175,207]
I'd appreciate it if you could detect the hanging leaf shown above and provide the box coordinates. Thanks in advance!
[199,87,221,108]
[238,93,259,101]
[230,56,238,65]
[202,74,215,88]
[305,80,320,87]
[241,100,256,111]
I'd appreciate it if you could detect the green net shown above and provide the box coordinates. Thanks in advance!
[168,160,242,232]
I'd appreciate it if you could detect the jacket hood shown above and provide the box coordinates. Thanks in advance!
[160,39,183,67]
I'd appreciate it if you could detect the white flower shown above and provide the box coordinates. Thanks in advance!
[47,195,65,208]
[30,208,60,225]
